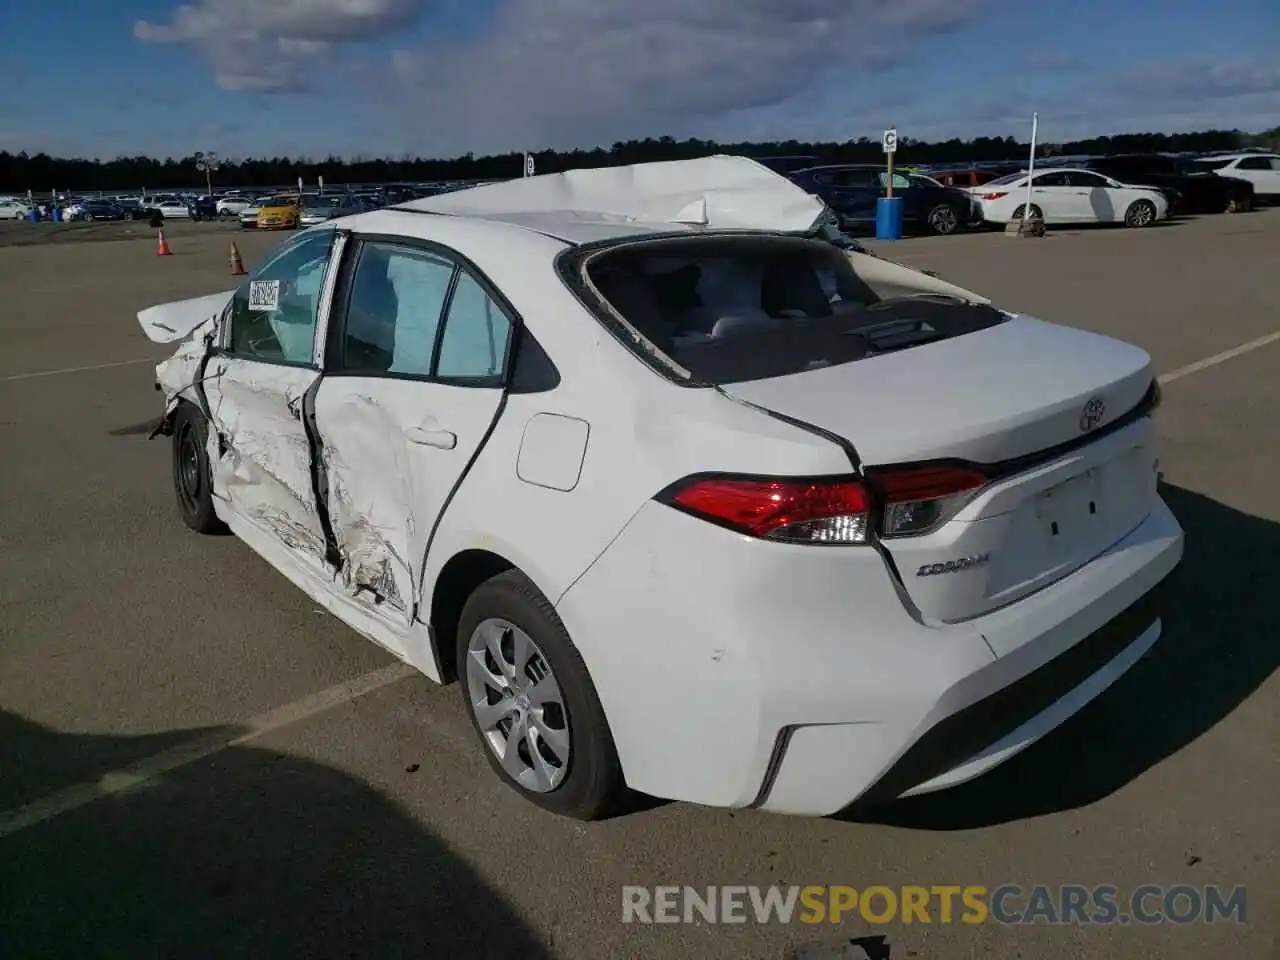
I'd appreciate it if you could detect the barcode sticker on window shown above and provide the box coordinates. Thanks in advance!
[248,280,279,311]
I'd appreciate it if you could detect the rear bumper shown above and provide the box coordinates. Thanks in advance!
[557,494,1183,815]
[758,502,1182,815]
[854,578,1166,805]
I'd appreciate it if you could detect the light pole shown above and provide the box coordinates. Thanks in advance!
[194,151,220,197]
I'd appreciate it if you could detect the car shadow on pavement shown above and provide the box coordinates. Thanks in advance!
[0,710,552,959]
[841,482,1278,830]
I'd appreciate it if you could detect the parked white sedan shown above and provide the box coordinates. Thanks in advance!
[974,168,1169,227]
[216,194,257,216]
[138,156,1183,820]
[146,195,190,219]
[0,198,33,219]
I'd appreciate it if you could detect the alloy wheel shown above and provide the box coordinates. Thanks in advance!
[465,618,571,793]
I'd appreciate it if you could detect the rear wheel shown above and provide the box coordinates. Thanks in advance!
[172,403,226,534]
[1010,203,1043,221]
[457,570,625,820]
[1124,199,1157,227]
[926,203,961,235]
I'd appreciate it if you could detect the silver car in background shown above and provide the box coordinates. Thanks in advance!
[298,194,368,226]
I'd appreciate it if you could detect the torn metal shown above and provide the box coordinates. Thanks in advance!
[401,154,830,234]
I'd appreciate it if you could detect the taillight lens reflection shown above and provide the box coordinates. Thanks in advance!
[867,465,988,537]
[664,476,871,544]
[659,465,990,544]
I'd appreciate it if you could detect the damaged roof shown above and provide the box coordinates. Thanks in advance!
[391,154,829,243]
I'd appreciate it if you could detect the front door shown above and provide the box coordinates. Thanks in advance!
[1064,171,1117,221]
[311,238,512,626]
[202,228,341,574]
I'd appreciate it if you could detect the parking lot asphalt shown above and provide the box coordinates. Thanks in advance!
[1,212,1276,959]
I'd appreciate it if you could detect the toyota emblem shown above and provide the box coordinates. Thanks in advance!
[1080,396,1106,432]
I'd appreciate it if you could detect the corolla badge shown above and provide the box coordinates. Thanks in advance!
[1080,395,1106,432]
[917,553,990,576]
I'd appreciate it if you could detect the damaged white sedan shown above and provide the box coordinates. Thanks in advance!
[140,156,1183,820]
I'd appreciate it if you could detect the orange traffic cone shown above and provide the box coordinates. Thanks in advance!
[156,229,172,256]
[229,240,245,275]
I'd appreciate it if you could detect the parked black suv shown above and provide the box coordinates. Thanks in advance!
[1081,154,1254,215]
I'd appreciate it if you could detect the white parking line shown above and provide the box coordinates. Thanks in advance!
[0,662,416,840]
[1157,331,1280,385]
[0,357,157,383]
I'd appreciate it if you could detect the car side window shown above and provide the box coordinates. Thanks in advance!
[1237,157,1269,170]
[1068,172,1108,188]
[435,271,513,379]
[227,229,337,364]
[1033,171,1069,187]
[338,242,456,376]
[877,172,912,190]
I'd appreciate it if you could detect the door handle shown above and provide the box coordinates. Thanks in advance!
[405,425,457,449]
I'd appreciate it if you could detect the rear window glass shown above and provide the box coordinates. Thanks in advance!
[1189,158,1232,171]
[984,172,1027,186]
[573,235,1006,385]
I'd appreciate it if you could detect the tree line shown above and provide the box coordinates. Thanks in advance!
[2,128,1276,193]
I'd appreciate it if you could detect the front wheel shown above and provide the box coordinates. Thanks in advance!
[926,203,962,235]
[172,403,226,534]
[1124,199,1157,227]
[457,570,625,820]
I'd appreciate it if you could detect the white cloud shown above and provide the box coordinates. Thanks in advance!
[135,0,425,91]
[377,0,994,153]
[131,1,1277,156]
[947,55,1280,142]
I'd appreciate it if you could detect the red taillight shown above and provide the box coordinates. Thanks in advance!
[979,191,1008,200]
[661,475,871,544]
[866,465,987,538]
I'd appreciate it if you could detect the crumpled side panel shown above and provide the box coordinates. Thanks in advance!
[318,393,419,613]
[208,363,330,570]
[155,317,217,409]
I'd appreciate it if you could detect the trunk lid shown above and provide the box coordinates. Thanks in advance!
[138,290,234,343]
[722,315,1160,626]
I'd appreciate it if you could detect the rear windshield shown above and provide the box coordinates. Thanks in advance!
[984,172,1026,186]
[1189,158,1232,171]
[572,235,1006,385]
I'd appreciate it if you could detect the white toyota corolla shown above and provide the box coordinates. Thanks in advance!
[138,156,1183,820]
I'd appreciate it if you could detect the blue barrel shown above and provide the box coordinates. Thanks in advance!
[875,197,903,241]
[52,206,63,222]
[28,207,39,223]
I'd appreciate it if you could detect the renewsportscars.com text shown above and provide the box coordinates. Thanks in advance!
[621,884,1247,926]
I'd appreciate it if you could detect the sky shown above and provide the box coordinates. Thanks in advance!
[1,0,1276,161]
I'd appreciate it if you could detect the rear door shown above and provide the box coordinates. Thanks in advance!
[202,228,342,573]
[1028,170,1075,220]
[820,169,879,224]
[310,237,513,626]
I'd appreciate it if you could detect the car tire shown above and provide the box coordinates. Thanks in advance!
[1124,199,1157,228]
[83,213,94,222]
[926,203,962,235]
[1011,203,1043,221]
[172,402,226,535]
[456,569,625,820]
